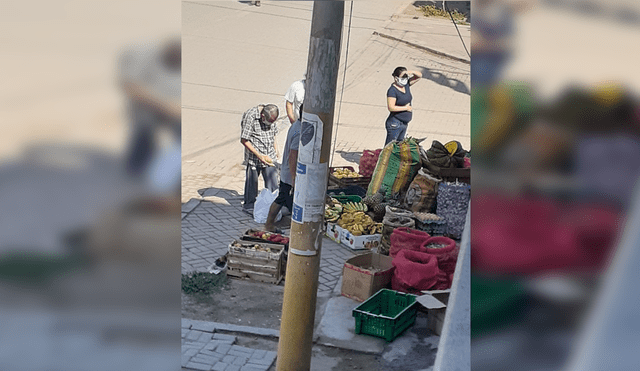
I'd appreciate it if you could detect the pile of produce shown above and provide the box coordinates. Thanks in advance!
[337,210,383,236]
[247,230,289,245]
[359,149,382,177]
[342,201,368,212]
[324,202,343,222]
[231,241,274,252]
[332,168,361,179]
[362,189,388,220]
[436,182,471,239]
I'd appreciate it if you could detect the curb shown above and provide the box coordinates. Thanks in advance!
[373,31,470,65]
[184,318,281,339]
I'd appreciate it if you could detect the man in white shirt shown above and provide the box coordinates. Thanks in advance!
[284,78,305,124]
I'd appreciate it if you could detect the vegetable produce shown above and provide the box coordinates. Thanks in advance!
[332,168,361,179]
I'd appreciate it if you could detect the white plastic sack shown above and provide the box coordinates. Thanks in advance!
[253,188,282,224]
[147,139,180,195]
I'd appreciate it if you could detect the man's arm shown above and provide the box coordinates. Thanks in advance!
[122,81,181,121]
[241,138,274,166]
[285,101,296,124]
[288,149,298,186]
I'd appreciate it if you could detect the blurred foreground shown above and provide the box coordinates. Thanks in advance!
[0,1,181,370]
[472,0,640,369]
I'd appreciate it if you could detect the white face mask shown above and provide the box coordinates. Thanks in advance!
[397,76,408,86]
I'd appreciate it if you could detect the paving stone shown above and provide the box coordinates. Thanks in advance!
[251,349,266,359]
[222,355,236,364]
[240,365,267,371]
[193,354,222,365]
[199,349,219,357]
[186,361,212,371]
[212,362,229,371]
[229,350,252,358]
[182,355,192,367]
[199,332,214,342]
[231,345,255,355]
[184,348,199,357]
[216,343,232,355]
[232,356,248,366]
[264,351,277,364]
[225,365,241,371]
[186,330,203,341]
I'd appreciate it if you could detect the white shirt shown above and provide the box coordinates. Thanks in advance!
[284,79,305,122]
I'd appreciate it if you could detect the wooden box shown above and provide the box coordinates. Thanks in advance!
[226,240,285,284]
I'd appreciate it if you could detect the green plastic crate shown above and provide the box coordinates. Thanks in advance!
[352,289,418,342]
[333,195,362,204]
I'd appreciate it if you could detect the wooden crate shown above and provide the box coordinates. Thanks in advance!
[226,240,285,284]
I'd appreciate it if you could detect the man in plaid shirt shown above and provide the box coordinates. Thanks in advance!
[240,104,280,213]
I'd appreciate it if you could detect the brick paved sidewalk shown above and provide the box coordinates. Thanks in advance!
[181,195,367,297]
[182,319,277,371]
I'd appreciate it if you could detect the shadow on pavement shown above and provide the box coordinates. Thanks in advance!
[197,187,243,201]
[418,66,470,95]
[334,150,362,166]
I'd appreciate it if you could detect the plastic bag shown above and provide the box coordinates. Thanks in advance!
[253,188,282,224]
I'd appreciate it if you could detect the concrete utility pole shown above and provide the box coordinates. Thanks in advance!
[276,1,344,370]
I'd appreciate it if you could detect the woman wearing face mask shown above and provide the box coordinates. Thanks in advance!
[385,66,422,145]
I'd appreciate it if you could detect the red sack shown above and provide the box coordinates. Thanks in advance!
[389,227,430,258]
[391,249,442,294]
[420,236,458,288]
[359,149,382,177]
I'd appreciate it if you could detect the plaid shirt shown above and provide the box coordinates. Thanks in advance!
[241,106,278,167]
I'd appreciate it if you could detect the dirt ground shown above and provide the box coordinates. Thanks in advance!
[182,276,285,330]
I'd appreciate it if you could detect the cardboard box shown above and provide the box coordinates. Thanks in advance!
[341,230,382,250]
[325,222,344,243]
[341,253,394,302]
[417,289,450,335]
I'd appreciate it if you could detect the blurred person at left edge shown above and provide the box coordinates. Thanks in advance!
[118,37,181,180]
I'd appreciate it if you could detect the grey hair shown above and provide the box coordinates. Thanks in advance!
[262,104,279,122]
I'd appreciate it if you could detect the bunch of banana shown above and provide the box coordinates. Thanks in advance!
[338,211,376,236]
[369,223,384,234]
[332,168,361,179]
[342,201,368,213]
[324,204,342,222]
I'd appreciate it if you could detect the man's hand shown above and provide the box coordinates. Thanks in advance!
[260,154,275,167]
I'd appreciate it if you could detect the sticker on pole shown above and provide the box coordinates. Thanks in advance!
[291,162,328,224]
[298,112,323,165]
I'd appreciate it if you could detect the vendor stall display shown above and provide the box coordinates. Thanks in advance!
[389,227,430,258]
[380,215,415,256]
[358,149,383,177]
[413,212,447,236]
[403,169,441,213]
[367,138,422,199]
[436,181,471,239]
[329,166,371,189]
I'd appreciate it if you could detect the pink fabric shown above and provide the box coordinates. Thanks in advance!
[472,194,622,275]
[391,249,442,293]
[389,227,430,258]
